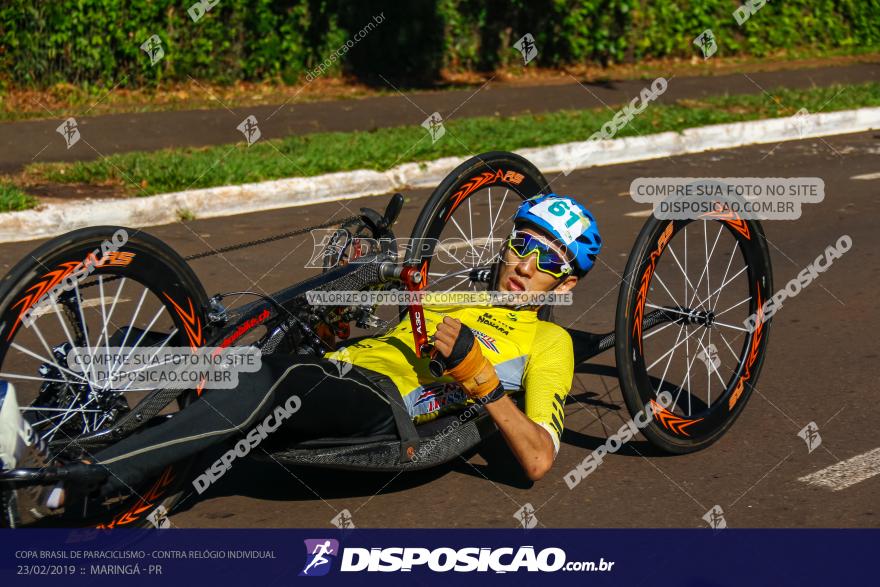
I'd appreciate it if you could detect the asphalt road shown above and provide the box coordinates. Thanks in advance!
[1,131,877,529]
[1,62,877,172]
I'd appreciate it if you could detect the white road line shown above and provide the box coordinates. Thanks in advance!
[798,447,880,491]
[850,171,880,180]
[625,209,654,218]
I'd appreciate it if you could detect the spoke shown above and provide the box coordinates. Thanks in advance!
[711,240,739,312]
[95,276,112,374]
[713,295,752,319]
[0,372,72,385]
[490,188,511,234]
[692,265,749,310]
[686,222,724,310]
[642,319,678,340]
[27,320,77,389]
[487,188,495,252]
[707,328,712,408]
[670,327,710,415]
[118,328,179,393]
[684,315,692,415]
[9,343,89,385]
[108,304,167,383]
[73,282,102,391]
[711,320,750,333]
[684,226,688,309]
[110,287,148,377]
[646,324,705,372]
[440,275,472,294]
[665,241,698,304]
[653,323,685,398]
[449,216,481,268]
[718,330,743,362]
[467,197,477,264]
[27,412,74,428]
[44,394,96,440]
[50,297,99,398]
[650,271,682,308]
[696,335,728,390]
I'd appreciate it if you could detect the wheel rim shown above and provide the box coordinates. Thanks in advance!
[0,233,206,526]
[627,218,771,440]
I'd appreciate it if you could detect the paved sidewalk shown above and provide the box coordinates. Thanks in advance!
[1,62,877,173]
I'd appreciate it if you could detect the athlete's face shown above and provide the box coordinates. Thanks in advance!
[496,228,579,293]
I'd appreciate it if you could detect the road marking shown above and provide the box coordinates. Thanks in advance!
[625,209,654,218]
[798,447,880,491]
[850,172,880,180]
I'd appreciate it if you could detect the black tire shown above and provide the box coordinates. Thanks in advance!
[403,151,551,316]
[615,214,773,454]
[0,226,208,527]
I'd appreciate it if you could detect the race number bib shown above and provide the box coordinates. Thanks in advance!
[529,199,590,245]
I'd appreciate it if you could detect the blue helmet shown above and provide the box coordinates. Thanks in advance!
[513,194,602,276]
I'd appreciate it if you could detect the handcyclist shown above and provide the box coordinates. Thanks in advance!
[1,194,601,524]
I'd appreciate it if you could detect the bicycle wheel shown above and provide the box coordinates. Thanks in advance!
[0,226,209,527]
[405,151,551,305]
[615,213,773,453]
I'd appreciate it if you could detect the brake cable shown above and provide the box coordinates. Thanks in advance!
[78,216,361,291]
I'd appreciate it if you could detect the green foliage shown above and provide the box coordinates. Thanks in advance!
[0,0,878,88]
[0,182,37,212]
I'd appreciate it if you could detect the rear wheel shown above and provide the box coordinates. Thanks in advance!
[616,214,773,453]
[0,226,208,527]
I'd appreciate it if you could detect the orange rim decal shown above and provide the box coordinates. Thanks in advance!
[633,222,674,353]
[162,293,203,351]
[650,399,704,437]
[443,169,525,221]
[96,466,175,528]
[728,285,764,411]
[699,203,751,240]
[7,262,81,341]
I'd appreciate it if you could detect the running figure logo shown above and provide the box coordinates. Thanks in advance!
[237,115,262,146]
[798,421,822,453]
[140,34,165,66]
[693,29,717,59]
[514,503,538,529]
[55,118,81,149]
[300,539,340,577]
[421,112,445,143]
[514,34,538,65]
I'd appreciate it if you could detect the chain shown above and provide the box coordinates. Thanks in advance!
[183,215,361,261]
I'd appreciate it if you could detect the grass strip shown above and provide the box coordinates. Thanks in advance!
[21,82,880,197]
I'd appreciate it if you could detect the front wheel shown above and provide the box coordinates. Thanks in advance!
[616,214,773,454]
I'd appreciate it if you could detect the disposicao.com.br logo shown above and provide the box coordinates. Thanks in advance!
[300,539,340,577]
[301,543,614,574]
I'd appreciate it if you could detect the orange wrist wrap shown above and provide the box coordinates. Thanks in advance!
[446,343,499,398]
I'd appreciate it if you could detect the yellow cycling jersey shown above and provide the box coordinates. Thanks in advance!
[325,293,573,452]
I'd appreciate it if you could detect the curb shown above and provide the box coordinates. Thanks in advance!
[3,107,879,243]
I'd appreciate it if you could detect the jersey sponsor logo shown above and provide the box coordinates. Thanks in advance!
[472,329,499,353]
[412,382,465,413]
[477,312,513,335]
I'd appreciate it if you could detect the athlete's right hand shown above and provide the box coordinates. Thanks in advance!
[433,317,472,366]
[433,317,500,399]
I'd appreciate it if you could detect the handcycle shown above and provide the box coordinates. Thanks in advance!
[0,151,773,528]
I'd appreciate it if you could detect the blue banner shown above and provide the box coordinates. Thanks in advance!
[0,529,875,585]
